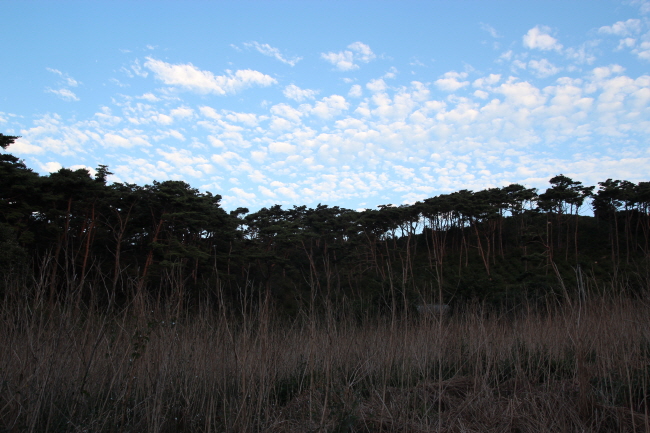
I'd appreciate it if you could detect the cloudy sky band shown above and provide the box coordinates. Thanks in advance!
[2,1,650,210]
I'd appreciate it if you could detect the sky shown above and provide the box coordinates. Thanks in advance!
[2,0,650,211]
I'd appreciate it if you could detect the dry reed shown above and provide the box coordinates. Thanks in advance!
[1,285,649,432]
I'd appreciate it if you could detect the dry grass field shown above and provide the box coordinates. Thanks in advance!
[1,283,649,432]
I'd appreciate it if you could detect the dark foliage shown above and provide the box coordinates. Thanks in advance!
[2,139,649,315]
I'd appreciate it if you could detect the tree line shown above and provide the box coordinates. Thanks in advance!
[2,133,650,315]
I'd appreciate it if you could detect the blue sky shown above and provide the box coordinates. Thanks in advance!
[2,0,650,211]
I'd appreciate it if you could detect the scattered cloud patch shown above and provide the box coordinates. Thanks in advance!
[94,107,122,125]
[269,141,296,154]
[283,84,318,102]
[41,161,63,173]
[144,58,277,95]
[45,68,80,101]
[348,84,363,98]
[8,138,44,154]
[565,43,598,65]
[473,74,501,88]
[46,88,79,101]
[321,42,376,71]
[435,71,469,91]
[632,41,650,60]
[523,26,563,52]
[122,59,149,78]
[243,41,302,66]
[366,78,387,93]
[630,0,650,14]
[229,187,256,201]
[46,68,79,87]
[170,106,194,119]
[480,23,501,38]
[103,130,151,148]
[312,95,349,118]
[138,93,160,102]
[528,59,561,78]
[599,19,642,36]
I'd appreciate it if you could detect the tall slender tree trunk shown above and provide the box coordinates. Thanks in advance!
[111,203,134,295]
[49,197,73,304]
[77,203,96,307]
[136,213,166,311]
[472,221,490,277]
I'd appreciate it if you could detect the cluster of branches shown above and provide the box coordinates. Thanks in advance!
[2,133,650,314]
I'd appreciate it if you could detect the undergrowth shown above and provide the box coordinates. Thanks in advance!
[1,282,649,432]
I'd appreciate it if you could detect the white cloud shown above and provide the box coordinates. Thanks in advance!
[8,138,44,154]
[283,84,318,102]
[590,64,625,81]
[473,74,501,88]
[224,111,259,126]
[144,57,277,94]
[208,136,224,147]
[276,185,300,200]
[348,84,363,98]
[618,38,637,50]
[158,148,208,169]
[630,0,650,14]
[367,78,387,93]
[94,107,122,125]
[512,60,527,71]
[47,68,79,87]
[248,170,267,183]
[480,23,500,38]
[259,185,277,197]
[211,151,244,170]
[110,157,170,184]
[243,41,302,66]
[46,88,79,101]
[168,130,185,141]
[348,41,375,61]
[598,19,642,36]
[104,133,133,147]
[270,103,304,122]
[523,26,563,51]
[474,90,489,99]
[139,93,160,102]
[632,41,650,60]
[311,95,349,118]
[499,50,513,61]
[103,130,151,148]
[153,114,173,125]
[131,59,149,78]
[170,106,194,119]
[68,165,95,177]
[229,187,256,201]
[496,79,546,108]
[269,141,296,154]
[270,117,294,131]
[199,106,221,120]
[435,71,469,92]
[565,44,597,65]
[41,161,63,173]
[321,41,376,71]
[251,150,267,163]
[382,67,398,80]
[528,59,560,78]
